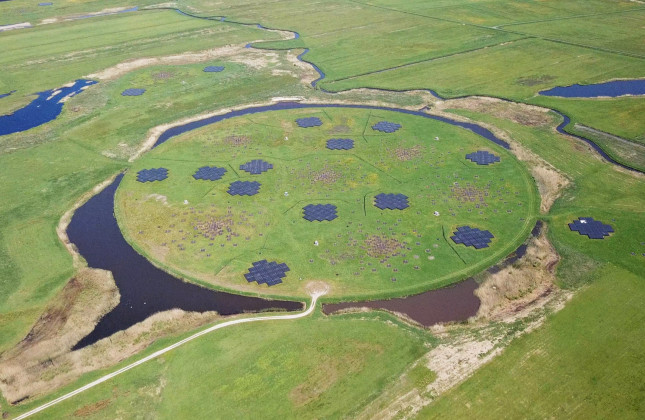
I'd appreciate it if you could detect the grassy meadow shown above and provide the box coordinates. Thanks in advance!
[7,313,430,419]
[116,107,538,299]
[0,9,304,354]
[0,0,643,418]
[419,265,645,419]
[0,8,282,114]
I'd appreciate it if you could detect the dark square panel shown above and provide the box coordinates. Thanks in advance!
[296,117,323,128]
[203,66,225,72]
[244,260,290,286]
[374,193,409,210]
[372,121,402,133]
[568,217,613,239]
[227,180,261,196]
[465,150,500,165]
[303,204,338,221]
[121,88,146,96]
[137,168,168,183]
[193,166,227,181]
[239,159,273,175]
[450,226,494,249]
[326,138,354,150]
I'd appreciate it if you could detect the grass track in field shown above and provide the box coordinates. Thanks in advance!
[13,314,429,419]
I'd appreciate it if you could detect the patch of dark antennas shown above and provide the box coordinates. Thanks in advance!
[466,150,500,165]
[137,168,168,183]
[568,217,614,239]
[239,159,273,175]
[203,66,225,72]
[326,138,354,150]
[303,204,338,221]
[244,260,290,286]
[121,88,146,96]
[451,226,494,249]
[374,193,409,210]
[296,116,323,128]
[193,166,227,181]
[227,180,260,196]
[372,121,402,133]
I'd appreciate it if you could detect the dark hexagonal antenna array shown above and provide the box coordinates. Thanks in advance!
[451,226,494,249]
[193,166,227,181]
[303,204,338,221]
[326,138,354,150]
[568,217,614,239]
[374,193,409,210]
[203,66,225,72]
[137,168,168,182]
[296,117,323,128]
[121,88,146,96]
[244,260,290,286]
[227,180,261,196]
[372,121,402,133]
[466,150,500,165]
[239,159,273,175]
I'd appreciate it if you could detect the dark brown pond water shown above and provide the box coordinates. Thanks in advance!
[322,278,480,326]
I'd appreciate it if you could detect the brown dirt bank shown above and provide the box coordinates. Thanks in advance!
[0,268,221,404]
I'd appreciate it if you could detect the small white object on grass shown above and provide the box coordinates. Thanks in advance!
[183,199,189,204]
[434,211,440,216]
[314,240,319,246]
[285,136,288,141]
[284,191,289,196]
[435,136,439,141]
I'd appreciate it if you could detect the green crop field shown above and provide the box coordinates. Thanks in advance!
[1,0,644,418]
[419,265,645,419]
[116,107,537,299]
[14,314,429,419]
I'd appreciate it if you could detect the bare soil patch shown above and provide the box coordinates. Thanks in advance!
[312,166,341,184]
[438,96,552,127]
[0,268,119,403]
[394,145,423,161]
[363,235,405,259]
[73,398,111,417]
[476,226,559,320]
[224,134,252,146]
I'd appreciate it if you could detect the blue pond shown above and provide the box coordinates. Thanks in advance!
[0,79,96,136]
[0,90,15,99]
[203,66,225,73]
[540,79,645,98]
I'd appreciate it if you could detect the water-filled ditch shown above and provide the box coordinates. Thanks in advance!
[68,174,303,349]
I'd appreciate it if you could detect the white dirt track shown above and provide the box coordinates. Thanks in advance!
[14,292,324,420]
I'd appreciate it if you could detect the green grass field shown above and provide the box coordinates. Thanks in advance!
[116,107,538,299]
[1,0,644,417]
[9,313,429,419]
[0,8,281,113]
[419,265,645,419]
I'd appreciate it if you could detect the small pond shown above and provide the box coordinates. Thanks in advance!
[540,79,645,98]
